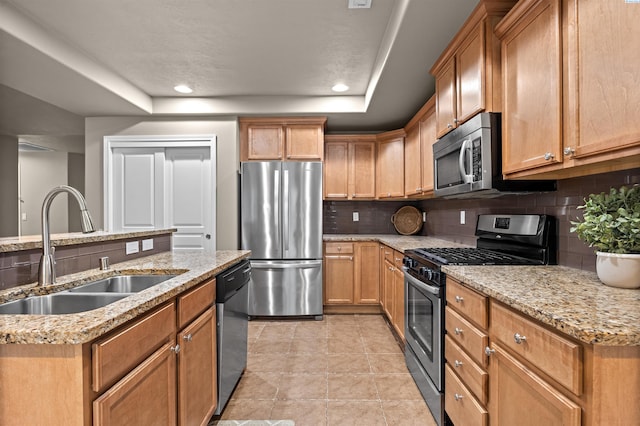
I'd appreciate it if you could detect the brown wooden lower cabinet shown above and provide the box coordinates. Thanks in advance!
[0,278,218,426]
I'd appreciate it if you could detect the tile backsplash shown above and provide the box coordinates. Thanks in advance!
[324,168,640,272]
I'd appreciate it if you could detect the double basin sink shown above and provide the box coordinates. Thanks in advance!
[0,274,178,315]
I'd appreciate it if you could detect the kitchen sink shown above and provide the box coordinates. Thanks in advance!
[67,274,177,294]
[0,293,130,315]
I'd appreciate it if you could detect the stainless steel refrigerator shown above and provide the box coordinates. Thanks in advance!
[240,161,323,318]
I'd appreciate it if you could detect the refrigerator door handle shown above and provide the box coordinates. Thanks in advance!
[274,169,280,248]
[283,169,289,252]
[250,260,323,269]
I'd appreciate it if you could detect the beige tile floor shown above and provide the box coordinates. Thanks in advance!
[211,314,437,426]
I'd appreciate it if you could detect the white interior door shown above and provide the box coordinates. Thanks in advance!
[165,147,213,250]
[105,136,216,251]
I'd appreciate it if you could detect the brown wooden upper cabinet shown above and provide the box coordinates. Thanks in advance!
[430,0,516,138]
[376,129,406,199]
[324,135,376,200]
[404,95,437,198]
[239,117,327,161]
[497,0,640,179]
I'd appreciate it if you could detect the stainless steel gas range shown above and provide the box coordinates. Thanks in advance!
[403,214,556,426]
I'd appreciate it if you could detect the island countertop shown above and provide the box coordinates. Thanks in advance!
[0,250,250,344]
[324,234,640,346]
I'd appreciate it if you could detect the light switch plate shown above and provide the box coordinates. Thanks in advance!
[142,239,154,251]
[460,211,466,225]
[126,241,139,255]
[353,212,359,222]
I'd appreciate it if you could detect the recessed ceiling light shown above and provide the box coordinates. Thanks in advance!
[174,85,193,94]
[348,0,372,9]
[332,83,349,93]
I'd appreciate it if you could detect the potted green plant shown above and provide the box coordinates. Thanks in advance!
[570,185,640,289]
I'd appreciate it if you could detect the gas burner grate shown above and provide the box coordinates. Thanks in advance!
[411,247,535,266]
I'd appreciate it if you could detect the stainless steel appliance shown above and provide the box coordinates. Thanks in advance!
[240,161,323,318]
[433,113,556,198]
[214,259,251,415]
[403,214,556,426]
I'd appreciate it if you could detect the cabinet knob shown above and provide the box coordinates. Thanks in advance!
[387,192,391,197]
[454,327,463,335]
[514,333,527,344]
[447,123,453,129]
[453,118,459,124]
[485,346,495,357]
[544,152,555,161]
[352,193,356,197]
[337,246,342,251]
[170,344,181,354]
[183,334,193,342]
[454,393,464,401]
[454,295,464,303]
[454,360,463,368]
[563,147,575,156]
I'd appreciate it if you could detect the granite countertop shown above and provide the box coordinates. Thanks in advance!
[325,234,640,347]
[0,250,250,344]
[0,228,177,253]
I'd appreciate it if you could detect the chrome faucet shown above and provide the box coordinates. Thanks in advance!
[38,185,96,285]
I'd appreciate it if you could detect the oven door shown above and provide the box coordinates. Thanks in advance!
[404,270,444,390]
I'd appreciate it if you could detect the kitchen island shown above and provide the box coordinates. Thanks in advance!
[0,246,250,426]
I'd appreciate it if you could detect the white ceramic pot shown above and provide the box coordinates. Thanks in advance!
[596,252,640,289]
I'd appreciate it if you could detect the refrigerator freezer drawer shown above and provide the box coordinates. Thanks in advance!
[249,260,322,317]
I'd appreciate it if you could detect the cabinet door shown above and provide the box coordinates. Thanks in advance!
[324,254,355,304]
[350,141,376,199]
[572,1,640,160]
[324,142,349,199]
[456,22,485,124]
[435,57,457,138]
[500,0,563,174]
[420,108,437,194]
[286,124,324,160]
[178,307,217,426]
[489,343,581,426]
[392,264,405,340]
[404,124,422,196]
[376,137,405,198]
[354,242,380,304]
[245,125,284,160]
[94,342,177,426]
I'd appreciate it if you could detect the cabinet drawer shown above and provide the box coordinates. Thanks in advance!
[393,250,404,269]
[445,335,488,405]
[446,278,488,329]
[93,302,176,392]
[491,301,582,395]
[177,278,216,329]
[446,307,489,367]
[325,242,354,254]
[445,364,488,426]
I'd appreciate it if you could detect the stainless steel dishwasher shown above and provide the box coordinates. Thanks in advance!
[214,259,251,415]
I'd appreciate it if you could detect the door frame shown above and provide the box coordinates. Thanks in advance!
[103,135,216,244]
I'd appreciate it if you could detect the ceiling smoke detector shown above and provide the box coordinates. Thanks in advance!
[348,0,372,9]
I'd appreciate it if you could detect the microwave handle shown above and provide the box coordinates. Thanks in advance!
[458,139,473,183]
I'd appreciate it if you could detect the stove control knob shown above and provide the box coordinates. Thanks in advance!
[418,267,428,277]
[403,258,416,268]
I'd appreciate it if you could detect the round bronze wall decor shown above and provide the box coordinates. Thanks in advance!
[391,206,423,235]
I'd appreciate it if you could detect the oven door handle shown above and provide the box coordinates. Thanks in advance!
[404,269,441,296]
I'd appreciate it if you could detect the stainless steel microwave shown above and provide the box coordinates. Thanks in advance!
[433,112,555,198]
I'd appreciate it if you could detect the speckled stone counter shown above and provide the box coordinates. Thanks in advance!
[324,234,640,347]
[444,265,640,346]
[323,234,470,252]
[0,250,250,344]
[0,228,176,253]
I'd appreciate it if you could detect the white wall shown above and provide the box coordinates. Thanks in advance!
[0,135,18,237]
[84,116,239,250]
[19,151,69,236]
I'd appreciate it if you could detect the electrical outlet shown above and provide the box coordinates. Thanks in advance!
[460,211,466,225]
[422,211,427,222]
[142,239,154,251]
[353,211,359,222]
[125,241,139,255]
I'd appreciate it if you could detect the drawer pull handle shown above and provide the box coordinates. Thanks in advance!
[454,327,463,335]
[485,346,495,357]
[454,360,463,368]
[454,393,464,401]
[183,334,193,342]
[514,333,527,344]
[455,296,464,303]
[170,344,181,354]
